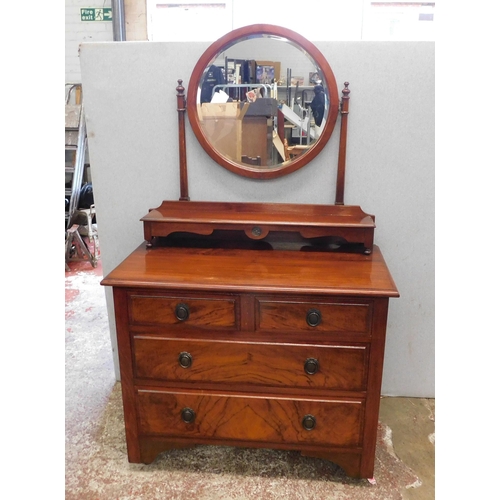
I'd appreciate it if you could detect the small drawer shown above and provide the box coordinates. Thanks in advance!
[128,293,237,330]
[134,337,368,391]
[256,298,372,335]
[137,389,363,448]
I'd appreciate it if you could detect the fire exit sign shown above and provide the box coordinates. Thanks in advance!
[80,8,113,21]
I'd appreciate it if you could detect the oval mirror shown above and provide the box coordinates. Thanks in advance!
[187,24,339,179]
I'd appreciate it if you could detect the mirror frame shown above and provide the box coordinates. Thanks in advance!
[187,24,340,179]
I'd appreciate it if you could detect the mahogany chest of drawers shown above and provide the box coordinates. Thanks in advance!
[101,242,398,478]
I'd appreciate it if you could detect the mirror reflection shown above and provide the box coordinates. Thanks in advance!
[196,36,331,169]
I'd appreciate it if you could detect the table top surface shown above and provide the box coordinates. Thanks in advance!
[101,242,399,298]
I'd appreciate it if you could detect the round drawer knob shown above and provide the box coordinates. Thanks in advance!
[252,226,262,237]
[178,352,192,369]
[175,303,190,321]
[304,357,319,375]
[302,414,316,431]
[306,308,322,327]
[181,407,196,423]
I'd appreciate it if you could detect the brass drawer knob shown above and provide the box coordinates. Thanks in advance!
[175,303,190,321]
[181,407,196,423]
[304,357,319,375]
[306,308,322,327]
[178,351,193,369]
[302,414,316,431]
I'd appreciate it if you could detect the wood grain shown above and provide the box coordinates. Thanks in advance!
[101,244,399,298]
[129,294,237,329]
[141,201,376,252]
[136,389,363,447]
[133,336,369,391]
[257,298,372,334]
[103,243,398,478]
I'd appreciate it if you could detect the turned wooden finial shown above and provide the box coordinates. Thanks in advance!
[176,79,185,95]
[342,82,351,99]
[176,79,186,112]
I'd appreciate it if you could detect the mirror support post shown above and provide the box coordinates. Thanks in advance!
[176,80,190,201]
[335,82,350,205]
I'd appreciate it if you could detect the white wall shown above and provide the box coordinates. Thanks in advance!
[65,0,114,82]
[79,40,434,397]
[65,0,147,82]
[67,1,434,82]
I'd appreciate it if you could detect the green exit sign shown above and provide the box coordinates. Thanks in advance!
[80,8,112,21]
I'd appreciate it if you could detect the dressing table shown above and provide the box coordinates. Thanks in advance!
[101,24,399,479]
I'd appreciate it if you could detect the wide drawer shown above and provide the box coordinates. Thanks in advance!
[256,298,372,335]
[133,337,368,391]
[137,389,364,447]
[128,293,237,330]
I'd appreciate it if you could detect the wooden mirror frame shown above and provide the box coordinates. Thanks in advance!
[186,24,340,179]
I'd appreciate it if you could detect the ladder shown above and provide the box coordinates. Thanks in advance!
[65,84,99,269]
[65,83,87,228]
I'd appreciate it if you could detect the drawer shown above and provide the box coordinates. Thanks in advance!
[256,298,372,335]
[134,337,368,391]
[129,293,237,330]
[137,389,363,447]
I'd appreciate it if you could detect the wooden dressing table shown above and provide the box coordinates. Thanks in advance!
[101,24,398,479]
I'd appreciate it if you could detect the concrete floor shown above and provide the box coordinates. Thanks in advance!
[379,397,434,500]
[65,246,434,500]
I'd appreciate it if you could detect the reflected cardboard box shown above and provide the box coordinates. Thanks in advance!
[199,102,250,162]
